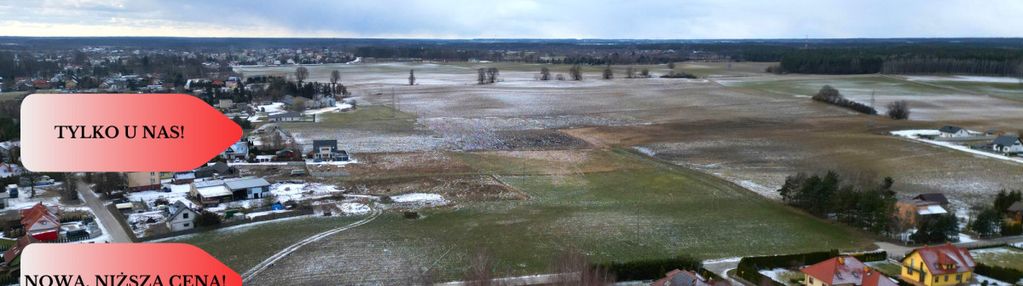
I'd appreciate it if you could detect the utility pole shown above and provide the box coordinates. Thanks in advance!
[870,89,876,110]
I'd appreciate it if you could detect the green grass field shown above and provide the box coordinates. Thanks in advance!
[173,148,874,280]
[922,80,1023,101]
[0,91,28,101]
[971,247,1023,271]
[274,105,418,132]
[724,75,953,98]
[167,216,362,273]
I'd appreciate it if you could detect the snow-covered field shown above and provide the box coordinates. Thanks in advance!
[890,130,1023,165]
[905,75,1023,84]
[388,193,448,208]
[227,158,358,167]
[249,102,355,122]
[271,182,346,203]
[758,268,796,285]
[127,183,196,209]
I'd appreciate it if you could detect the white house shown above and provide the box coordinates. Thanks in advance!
[165,201,197,232]
[992,135,1023,154]
[938,126,970,138]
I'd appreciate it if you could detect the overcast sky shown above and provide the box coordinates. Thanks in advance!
[1,0,1021,39]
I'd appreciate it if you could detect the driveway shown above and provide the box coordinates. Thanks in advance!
[78,180,133,243]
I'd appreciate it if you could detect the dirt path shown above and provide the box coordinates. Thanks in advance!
[240,209,382,283]
[78,180,133,243]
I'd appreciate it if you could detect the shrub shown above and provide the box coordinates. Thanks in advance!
[596,255,702,281]
[660,71,698,79]
[975,263,1023,284]
[886,101,910,120]
[194,211,222,227]
[812,85,878,115]
[849,251,888,262]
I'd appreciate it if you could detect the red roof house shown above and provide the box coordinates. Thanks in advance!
[801,256,897,286]
[2,235,38,266]
[20,203,60,241]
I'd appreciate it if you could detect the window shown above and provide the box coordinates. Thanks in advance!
[183,213,189,219]
[183,223,190,227]
[956,274,962,281]
[808,277,814,284]
[944,275,948,282]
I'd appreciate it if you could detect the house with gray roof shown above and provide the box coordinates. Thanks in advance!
[938,126,970,138]
[165,201,197,232]
[225,177,271,200]
[992,135,1023,154]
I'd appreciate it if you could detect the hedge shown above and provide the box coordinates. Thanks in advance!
[1001,222,1022,236]
[596,255,704,281]
[975,263,1023,284]
[849,250,888,262]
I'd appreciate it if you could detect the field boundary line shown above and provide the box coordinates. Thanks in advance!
[240,209,382,282]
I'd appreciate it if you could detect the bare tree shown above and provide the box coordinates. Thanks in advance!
[477,68,487,85]
[464,249,496,286]
[540,67,551,81]
[625,67,635,79]
[569,64,583,81]
[486,67,499,84]
[887,100,911,120]
[330,70,341,94]
[667,62,676,70]
[329,69,341,85]
[23,172,41,198]
[640,68,650,78]
[94,172,126,197]
[550,249,614,286]
[409,69,416,86]
[60,173,80,203]
[295,66,309,84]
[602,65,613,80]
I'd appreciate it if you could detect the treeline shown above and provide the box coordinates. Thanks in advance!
[777,171,896,234]
[775,53,884,74]
[770,46,1023,76]
[882,58,1022,76]
[811,85,877,115]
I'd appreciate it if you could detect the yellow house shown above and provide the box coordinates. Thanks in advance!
[900,244,975,286]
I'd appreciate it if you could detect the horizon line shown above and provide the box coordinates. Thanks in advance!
[2,35,1022,41]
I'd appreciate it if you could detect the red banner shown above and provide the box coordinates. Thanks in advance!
[21,243,242,286]
[20,93,242,172]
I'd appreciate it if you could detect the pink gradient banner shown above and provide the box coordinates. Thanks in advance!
[20,93,242,172]
[21,243,242,286]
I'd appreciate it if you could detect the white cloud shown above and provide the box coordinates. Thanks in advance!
[0,0,1020,38]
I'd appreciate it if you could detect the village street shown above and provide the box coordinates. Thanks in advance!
[78,180,132,243]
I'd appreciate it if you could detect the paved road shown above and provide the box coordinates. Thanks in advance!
[78,181,133,243]
[876,235,1023,259]
[703,257,742,285]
